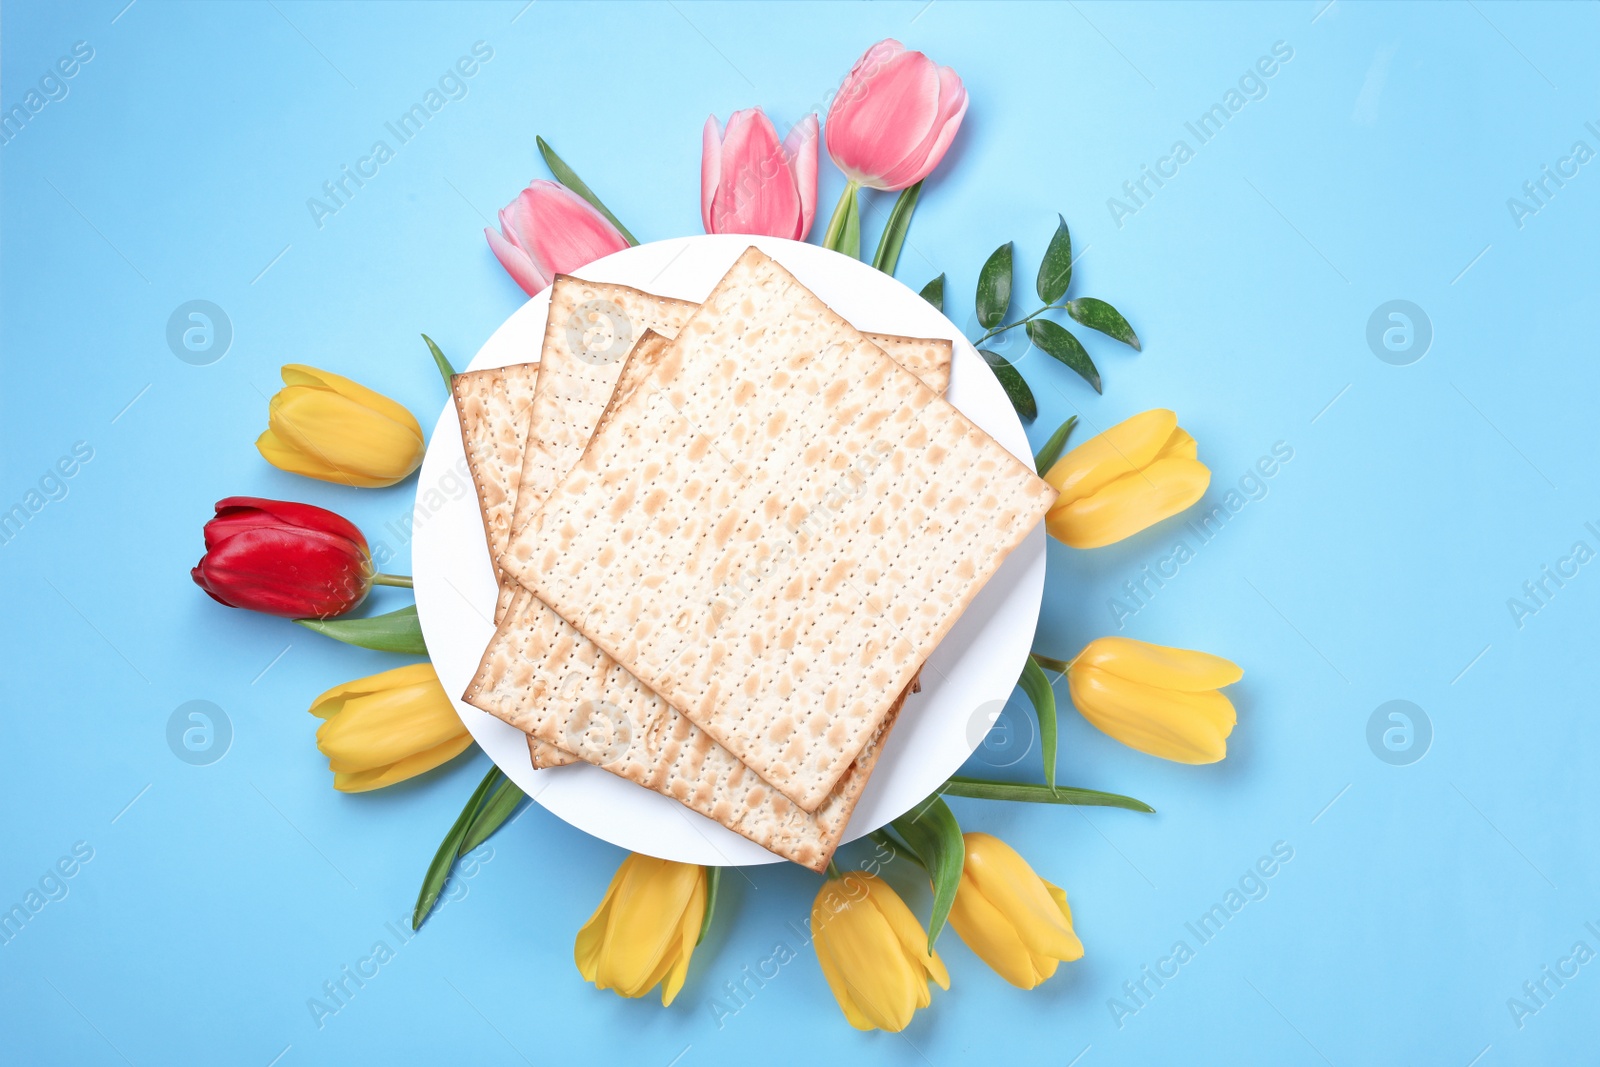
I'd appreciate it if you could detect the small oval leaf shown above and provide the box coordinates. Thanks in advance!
[1036,214,1074,304]
[891,794,965,952]
[1026,319,1102,394]
[975,242,1013,329]
[1033,415,1077,475]
[1068,297,1141,350]
[297,605,427,655]
[918,274,945,312]
[979,348,1037,421]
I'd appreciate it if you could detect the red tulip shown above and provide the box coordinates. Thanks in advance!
[191,497,375,619]
[825,39,968,191]
[485,179,630,296]
[701,108,818,240]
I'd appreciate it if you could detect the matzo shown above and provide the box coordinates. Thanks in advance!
[452,362,540,614]
[501,247,1056,811]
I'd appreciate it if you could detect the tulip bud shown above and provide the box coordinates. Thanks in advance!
[191,497,373,618]
[1066,637,1243,763]
[811,872,948,1031]
[948,833,1082,989]
[575,854,707,1006]
[825,39,968,191]
[702,109,818,240]
[256,365,425,488]
[485,179,630,297]
[1044,408,1210,548]
[310,663,473,792]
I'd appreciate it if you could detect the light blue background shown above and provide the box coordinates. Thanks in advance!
[3,1,1596,1063]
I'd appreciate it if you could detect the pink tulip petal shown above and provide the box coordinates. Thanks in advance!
[783,114,820,240]
[519,181,629,278]
[709,108,803,239]
[485,226,548,296]
[877,64,968,190]
[825,43,940,189]
[701,114,722,234]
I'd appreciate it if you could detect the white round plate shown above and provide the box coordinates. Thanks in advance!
[414,234,1046,866]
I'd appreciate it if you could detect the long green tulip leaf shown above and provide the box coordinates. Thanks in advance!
[1036,214,1075,304]
[1068,297,1142,350]
[976,241,1013,329]
[941,776,1155,813]
[536,135,639,246]
[871,180,922,275]
[414,765,501,930]
[891,794,965,952]
[698,866,721,946]
[1033,415,1078,475]
[918,273,945,312]
[459,776,525,855]
[1018,656,1059,792]
[821,183,862,259]
[296,604,427,655]
[1027,318,1102,394]
[979,348,1037,421]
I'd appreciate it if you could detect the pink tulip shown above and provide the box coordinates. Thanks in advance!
[701,109,819,241]
[825,39,968,191]
[484,179,629,296]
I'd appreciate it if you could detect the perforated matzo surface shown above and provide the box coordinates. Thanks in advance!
[500,248,1056,810]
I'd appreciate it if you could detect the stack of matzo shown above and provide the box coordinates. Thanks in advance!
[453,248,1055,870]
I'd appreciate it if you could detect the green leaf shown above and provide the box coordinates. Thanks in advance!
[536,135,639,246]
[296,605,427,655]
[871,180,922,275]
[414,766,501,930]
[975,242,1013,329]
[821,183,861,259]
[459,776,524,855]
[978,348,1037,421]
[422,334,454,391]
[918,274,945,313]
[1027,318,1102,393]
[1032,415,1077,475]
[1017,656,1058,792]
[1036,214,1075,304]
[890,794,965,952]
[940,776,1155,813]
[1068,297,1142,350]
[697,866,721,945]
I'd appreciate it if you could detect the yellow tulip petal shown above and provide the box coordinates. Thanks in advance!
[949,874,1046,988]
[316,681,464,771]
[309,663,438,719]
[256,428,356,484]
[817,887,920,1031]
[812,891,878,1030]
[963,836,1082,965]
[282,364,423,437]
[575,865,630,983]
[659,869,706,1006]
[269,388,423,487]
[331,732,473,792]
[865,876,949,990]
[1155,426,1197,461]
[1075,636,1242,691]
[596,857,700,997]
[1047,456,1210,548]
[1044,408,1177,502]
[1069,665,1236,763]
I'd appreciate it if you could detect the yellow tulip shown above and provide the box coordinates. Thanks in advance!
[257,364,425,488]
[1044,408,1209,548]
[309,663,473,791]
[575,854,707,1006]
[1066,636,1243,763]
[948,832,1082,989]
[811,873,948,1032]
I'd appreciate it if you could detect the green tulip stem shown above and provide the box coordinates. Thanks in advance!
[422,334,455,391]
[1031,652,1073,675]
[825,859,843,879]
[973,300,1069,347]
[372,573,414,588]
